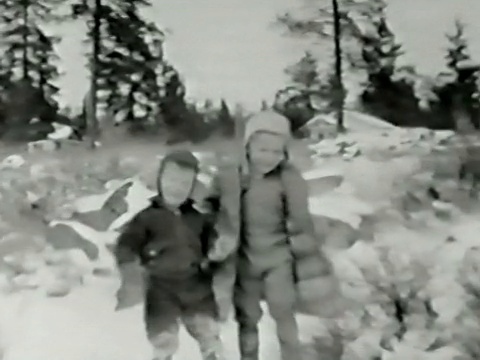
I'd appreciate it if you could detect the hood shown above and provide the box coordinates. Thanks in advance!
[154,149,199,206]
[243,110,292,145]
[241,110,292,175]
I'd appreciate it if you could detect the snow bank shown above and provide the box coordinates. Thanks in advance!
[307,110,398,134]
[308,125,455,161]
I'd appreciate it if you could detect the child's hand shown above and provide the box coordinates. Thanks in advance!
[198,258,222,275]
[199,258,209,272]
[208,235,236,262]
[199,258,214,275]
[114,263,144,311]
[115,282,143,311]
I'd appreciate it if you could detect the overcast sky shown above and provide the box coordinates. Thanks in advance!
[54,0,480,110]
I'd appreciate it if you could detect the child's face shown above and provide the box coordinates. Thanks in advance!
[248,132,286,174]
[159,162,196,207]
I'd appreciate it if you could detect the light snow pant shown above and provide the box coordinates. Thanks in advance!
[145,276,225,360]
[234,261,301,360]
[212,260,237,322]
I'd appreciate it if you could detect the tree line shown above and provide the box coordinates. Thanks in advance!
[273,0,480,134]
[2,0,476,143]
[0,0,240,143]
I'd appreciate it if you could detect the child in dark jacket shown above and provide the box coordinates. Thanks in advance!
[114,150,224,360]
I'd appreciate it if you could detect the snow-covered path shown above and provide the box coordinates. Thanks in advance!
[0,276,321,360]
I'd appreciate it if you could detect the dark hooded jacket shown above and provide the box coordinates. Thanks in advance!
[114,150,218,281]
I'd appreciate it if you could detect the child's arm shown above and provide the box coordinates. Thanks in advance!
[202,171,221,214]
[198,216,223,272]
[201,169,239,262]
[114,211,149,281]
[283,166,320,254]
[200,214,219,256]
[283,166,334,280]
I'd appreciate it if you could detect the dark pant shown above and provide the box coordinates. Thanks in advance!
[234,262,301,360]
[145,276,224,360]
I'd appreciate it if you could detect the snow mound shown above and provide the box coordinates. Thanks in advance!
[47,122,74,141]
[0,155,26,170]
[308,125,455,161]
[307,110,398,134]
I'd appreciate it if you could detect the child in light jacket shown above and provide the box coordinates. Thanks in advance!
[203,110,332,360]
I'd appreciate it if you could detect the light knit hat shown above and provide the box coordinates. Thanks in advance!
[241,110,292,175]
[243,110,292,145]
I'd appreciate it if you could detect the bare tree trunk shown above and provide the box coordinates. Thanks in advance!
[22,3,29,80]
[88,0,101,148]
[332,0,345,132]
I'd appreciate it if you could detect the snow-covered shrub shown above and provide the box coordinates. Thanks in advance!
[311,239,467,360]
[442,248,480,360]
[27,140,57,153]
[302,146,480,359]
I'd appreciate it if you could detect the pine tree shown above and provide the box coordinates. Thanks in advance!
[71,0,106,143]
[0,52,14,93]
[217,99,235,137]
[353,0,405,124]
[100,0,165,124]
[317,69,340,114]
[33,28,61,101]
[285,51,320,91]
[275,52,336,130]
[158,63,188,129]
[444,19,480,129]
[233,103,249,122]
[72,0,167,141]
[284,50,339,112]
[157,66,209,143]
[202,99,217,124]
[344,0,432,128]
[0,0,63,102]
[260,100,269,110]
[0,0,64,134]
[277,0,365,131]
[445,19,471,71]
[232,103,248,139]
[355,1,403,82]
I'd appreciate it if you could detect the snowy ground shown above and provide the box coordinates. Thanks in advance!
[1,132,480,360]
[0,141,323,360]
[0,275,322,360]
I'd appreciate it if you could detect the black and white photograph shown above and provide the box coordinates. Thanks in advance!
[0,0,479,359]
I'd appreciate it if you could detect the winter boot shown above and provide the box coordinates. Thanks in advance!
[238,324,259,360]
